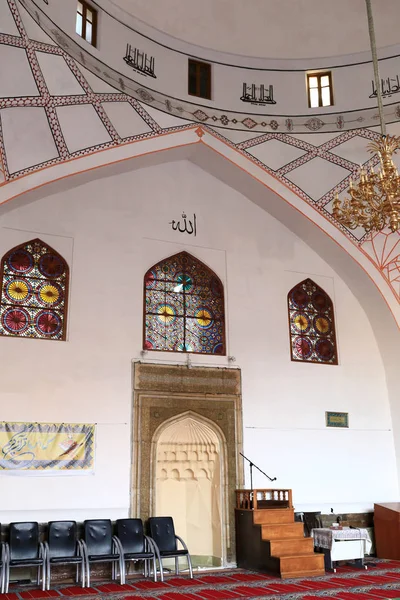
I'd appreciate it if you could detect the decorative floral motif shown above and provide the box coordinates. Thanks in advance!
[0,239,68,340]
[193,110,208,122]
[242,118,257,129]
[144,251,225,354]
[305,117,325,131]
[269,120,279,130]
[136,88,155,103]
[288,278,337,364]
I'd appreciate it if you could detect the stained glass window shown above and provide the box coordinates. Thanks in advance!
[144,251,225,355]
[0,239,69,340]
[288,278,338,364]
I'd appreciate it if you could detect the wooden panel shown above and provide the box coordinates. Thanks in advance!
[374,503,400,559]
[253,509,294,525]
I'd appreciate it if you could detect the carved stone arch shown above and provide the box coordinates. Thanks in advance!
[131,362,243,566]
[0,238,69,340]
[143,250,226,355]
[151,410,229,566]
[287,277,338,364]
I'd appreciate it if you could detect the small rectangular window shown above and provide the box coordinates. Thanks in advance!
[76,0,97,47]
[188,59,211,100]
[307,71,333,108]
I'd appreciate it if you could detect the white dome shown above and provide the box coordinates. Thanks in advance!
[108,0,400,59]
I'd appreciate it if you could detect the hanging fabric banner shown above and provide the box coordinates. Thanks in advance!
[0,422,95,474]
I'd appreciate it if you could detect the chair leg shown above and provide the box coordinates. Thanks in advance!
[4,563,10,593]
[175,557,179,575]
[152,555,157,583]
[47,562,51,591]
[187,554,193,579]
[86,561,91,588]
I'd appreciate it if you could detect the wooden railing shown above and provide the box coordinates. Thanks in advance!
[236,488,293,510]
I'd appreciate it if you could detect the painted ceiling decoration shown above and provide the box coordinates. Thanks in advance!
[0,0,399,308]
[16,0,400,134]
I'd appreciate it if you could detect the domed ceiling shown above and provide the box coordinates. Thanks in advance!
[108,0,400,59]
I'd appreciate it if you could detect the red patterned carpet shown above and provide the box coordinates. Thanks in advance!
[3,560,400,600]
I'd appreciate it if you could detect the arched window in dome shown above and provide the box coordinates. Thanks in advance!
[0,239,69,340]
[288,278,337,365]
[144,251,225,355]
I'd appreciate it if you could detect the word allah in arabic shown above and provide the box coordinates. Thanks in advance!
[169,213,197,236]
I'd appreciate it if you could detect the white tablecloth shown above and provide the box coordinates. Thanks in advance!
[311,527,372,554]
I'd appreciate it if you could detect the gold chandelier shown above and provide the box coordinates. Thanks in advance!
[332,0,400,234]
[333,135,400,233]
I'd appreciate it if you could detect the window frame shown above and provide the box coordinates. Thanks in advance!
[76,0,98,47]
[287,278,338,365]
[143,251,226,355]
[307,71,333,108]
[188,59,212,100]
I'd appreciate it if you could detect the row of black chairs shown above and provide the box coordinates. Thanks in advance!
[0,517,193,593]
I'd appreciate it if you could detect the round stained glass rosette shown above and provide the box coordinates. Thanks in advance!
[312,291,328,311]
[35,310,62,336]
[174,273,193,293]
[195,308,213,329]
[5,280,31,302]
[39,253,65,278]
[2,308,29,334]
[315,338,334,362]
[213,342,224,355]
[292,312,311,334]
[290,287,309,309]
[145,270,157,289]
[38,283,62,306]
[8,250,33,274]
[157,304,176,324]
[293,336,313,360]
[313,315,331,335]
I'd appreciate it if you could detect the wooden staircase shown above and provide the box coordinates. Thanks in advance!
[235,489,325,579]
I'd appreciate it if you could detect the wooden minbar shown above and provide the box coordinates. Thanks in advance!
[235,489,325,579]
[374,502,400,559]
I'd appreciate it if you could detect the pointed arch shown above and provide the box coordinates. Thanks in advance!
[0,238,69,340]
[287,278,338,364]
[143,251,226,355]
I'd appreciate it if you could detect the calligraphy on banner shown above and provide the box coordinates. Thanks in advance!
[0,422,95,474]
[169,212,197,236]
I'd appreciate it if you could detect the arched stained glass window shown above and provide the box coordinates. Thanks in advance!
[144,251,225,355]
[0,239,69,340]
[288,278,338,364]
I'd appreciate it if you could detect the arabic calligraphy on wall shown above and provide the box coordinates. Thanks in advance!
[123,44,156,78]
[370,75,400,98]
[169,212,197,236]
[240,83,276,105]
[0,422,95,473]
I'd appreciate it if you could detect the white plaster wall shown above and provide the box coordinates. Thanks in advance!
[0,159,397,523]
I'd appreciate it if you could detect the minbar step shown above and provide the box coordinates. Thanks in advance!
[270,537,314,556]
[279,553,325,579]
[253,508,295,525]
[262,522,304,539]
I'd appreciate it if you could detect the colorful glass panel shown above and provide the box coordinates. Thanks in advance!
[144,252,225,355]
[288,278,337,364]
[0,239,69,340]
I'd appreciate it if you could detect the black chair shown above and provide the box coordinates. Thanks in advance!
[45,521,85,590]
[303,511,322,537]
[4,522,45,593]
[81,520,122,587]
[115,519,157,583]
[148,517,193,580]
[0,523,7,594]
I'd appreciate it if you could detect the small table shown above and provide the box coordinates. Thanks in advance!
[311,527,372,572]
